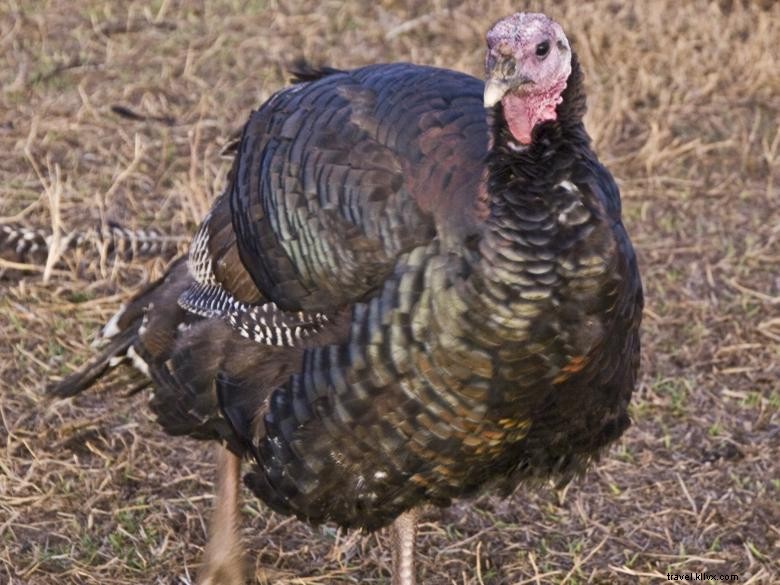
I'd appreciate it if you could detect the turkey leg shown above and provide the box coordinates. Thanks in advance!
[390,509,418,585]
[198,444,247,585]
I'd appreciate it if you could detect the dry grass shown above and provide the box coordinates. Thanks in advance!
[1,0,778,583]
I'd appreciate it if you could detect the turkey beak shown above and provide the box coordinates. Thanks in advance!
[483,76,534,108]
[484,79,510,108]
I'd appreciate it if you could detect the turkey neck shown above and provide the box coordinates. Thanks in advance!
[453,57,599,384]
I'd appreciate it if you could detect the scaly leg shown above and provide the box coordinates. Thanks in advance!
[198,444,246,585]
[390,509,418,585]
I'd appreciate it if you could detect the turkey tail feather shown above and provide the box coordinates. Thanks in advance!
[47,257,190,398]
[46,325,139,398]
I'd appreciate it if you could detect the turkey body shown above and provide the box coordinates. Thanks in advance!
[51,61,642,534]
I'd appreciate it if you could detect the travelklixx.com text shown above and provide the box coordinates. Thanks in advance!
[667,573,739,581]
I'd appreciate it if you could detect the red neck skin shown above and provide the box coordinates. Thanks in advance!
[501,78,567,145]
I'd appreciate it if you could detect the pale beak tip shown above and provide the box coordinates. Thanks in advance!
[483,79,508,108]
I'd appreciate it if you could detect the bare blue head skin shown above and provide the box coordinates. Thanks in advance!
[484,13,572,144]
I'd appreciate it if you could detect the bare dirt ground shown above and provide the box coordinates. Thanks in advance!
[1,1,778,583]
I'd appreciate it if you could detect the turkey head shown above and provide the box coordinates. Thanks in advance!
[484,12,572,145]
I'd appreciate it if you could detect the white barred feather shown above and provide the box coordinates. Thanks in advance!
[178,282,328,347]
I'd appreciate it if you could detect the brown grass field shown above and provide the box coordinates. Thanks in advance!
[1,0,778,583]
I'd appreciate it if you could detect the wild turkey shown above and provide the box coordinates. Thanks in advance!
[48,12,643,585]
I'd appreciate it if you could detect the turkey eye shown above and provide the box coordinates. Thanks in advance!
[535,41,550,57]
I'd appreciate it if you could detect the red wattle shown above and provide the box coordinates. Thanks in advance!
[502,95,534,144]
[501,83,565,145]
